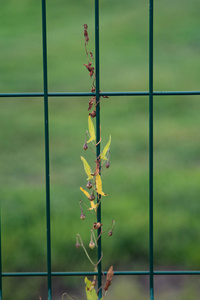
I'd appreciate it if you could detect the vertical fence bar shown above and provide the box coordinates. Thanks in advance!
[41,0,52,299]
[149,0,154,299]
[94,0,102,299]
[0,205,2,300]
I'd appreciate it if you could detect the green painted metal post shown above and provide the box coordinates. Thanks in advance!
[41,0,52,299]
[0,204,2,300]
[149,0,154,299]
[95,0,102,299]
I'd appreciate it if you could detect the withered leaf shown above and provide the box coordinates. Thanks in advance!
[99,90,109,99]
[84,29,88,37]
[104,266,114,291]
[89,110,96,118]
[91,158,100,176]
[89,51,94,59]
[93,222,102,230]
[83,64,94,77]
[88,97,96,111]
[83,63,92,71]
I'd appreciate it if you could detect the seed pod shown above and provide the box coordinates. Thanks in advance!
[83,142,88,150]
[105,161,110,169]
[86,181,93,189]
[89,241,95,249]
[93,222,102,230]
[76,242,80,248]
[80,212,86,220]
[89,193,95,201]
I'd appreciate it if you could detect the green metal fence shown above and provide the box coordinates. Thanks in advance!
[0,0,200,299]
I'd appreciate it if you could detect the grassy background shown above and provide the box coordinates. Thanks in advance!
[0,0,200,299]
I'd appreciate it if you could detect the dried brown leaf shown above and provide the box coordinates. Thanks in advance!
[83,64,94,77]
[91,158,100,176]
[89,110,96,118]
[84,29,88,37]
[89,51,94,59]
[88,97,96,111]
[93,222,102,229]
[104,266,114,291]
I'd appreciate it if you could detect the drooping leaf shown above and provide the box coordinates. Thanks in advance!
[96,174,107,196]
[100,135,111,160]
[85,277,98,300]
[85,277,92,289]
[81,156,93,180]
[80,187,91,199]
[88,97,95,111]
[104,266,114,291]
[80,188,97,211]
[88,201,98,212]
[87,115,96,143]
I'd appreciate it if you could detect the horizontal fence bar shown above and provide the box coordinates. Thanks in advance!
[1,91,200,98]
[2,270,200,277]
[154,271,200,275]
[0,92,92,98]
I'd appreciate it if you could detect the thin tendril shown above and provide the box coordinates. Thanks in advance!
[62,292,76,300]
[77,234,96,267]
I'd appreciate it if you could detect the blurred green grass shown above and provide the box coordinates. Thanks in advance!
[0,0,200,299]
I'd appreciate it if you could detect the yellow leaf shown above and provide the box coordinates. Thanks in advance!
[80,187,90,199]
[100,135,111,160]
[85,277,98,300]
[96,174,107,196]
[88,201,98,212]
[85,277,91,288]
[81,156,93,180]
[87,115,96,143]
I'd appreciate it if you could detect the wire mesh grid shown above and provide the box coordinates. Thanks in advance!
[0,0,199,299]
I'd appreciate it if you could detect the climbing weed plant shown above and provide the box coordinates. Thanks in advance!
[72,24,114,300]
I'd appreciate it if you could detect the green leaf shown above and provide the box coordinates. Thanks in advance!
[87,115,96,143]
[81,156,93,180]
[100,135,111,160]
[85,277,98,300]
[96,174,107,196]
